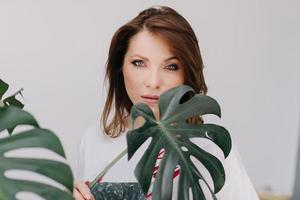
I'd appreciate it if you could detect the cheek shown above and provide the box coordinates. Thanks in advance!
[123,67,141,103]
[160,72,184,96]
[166,72,185,87]
[176,74,185,85]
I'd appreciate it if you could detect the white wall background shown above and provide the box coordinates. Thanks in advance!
[1,0,300,197]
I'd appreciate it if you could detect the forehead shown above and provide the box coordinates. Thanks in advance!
[126,30,175,58]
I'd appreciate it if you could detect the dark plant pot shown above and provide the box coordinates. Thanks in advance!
[90,182,146,200]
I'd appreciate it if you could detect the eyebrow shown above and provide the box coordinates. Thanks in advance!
[131,54,178,62]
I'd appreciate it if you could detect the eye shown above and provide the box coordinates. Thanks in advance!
[131,59,145,67]
[165,64,179,71]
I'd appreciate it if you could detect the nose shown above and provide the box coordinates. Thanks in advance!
[144,68,161,89]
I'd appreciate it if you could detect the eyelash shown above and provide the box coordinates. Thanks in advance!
[131,60,179,71]
[131,60,145,67]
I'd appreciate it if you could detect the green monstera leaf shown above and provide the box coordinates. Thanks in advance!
[0,79,24,109]
[0,79,74,200]
[0,79,24,134]
[127,85,232,200]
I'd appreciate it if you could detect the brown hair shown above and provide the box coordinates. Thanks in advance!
[101,5,207,137]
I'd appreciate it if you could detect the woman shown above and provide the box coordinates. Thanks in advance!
[74,5,259,200]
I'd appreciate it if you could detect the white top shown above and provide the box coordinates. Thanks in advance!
[74,124,259,200]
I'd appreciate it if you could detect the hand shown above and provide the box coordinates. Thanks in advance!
[73,181,95,200]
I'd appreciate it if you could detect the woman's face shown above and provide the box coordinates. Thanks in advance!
[122,30,184,119]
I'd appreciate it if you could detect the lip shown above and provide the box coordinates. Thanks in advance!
[141,95,159,104]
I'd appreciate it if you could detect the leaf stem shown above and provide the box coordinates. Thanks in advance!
[88,147,128,189]
[12,88,24,98]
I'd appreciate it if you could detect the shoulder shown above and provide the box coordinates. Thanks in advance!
[216,142,259,199]
[190,138,258,199]
[79,123,122,148]
[78,123,128,160]
[76,123,128,181]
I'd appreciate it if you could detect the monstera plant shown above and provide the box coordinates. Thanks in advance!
[89,85,232,200]
[0,79,74,200]
[0,78,231,200]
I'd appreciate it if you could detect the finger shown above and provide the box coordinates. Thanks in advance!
[75,182,94,200]
[73,188,85,200]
